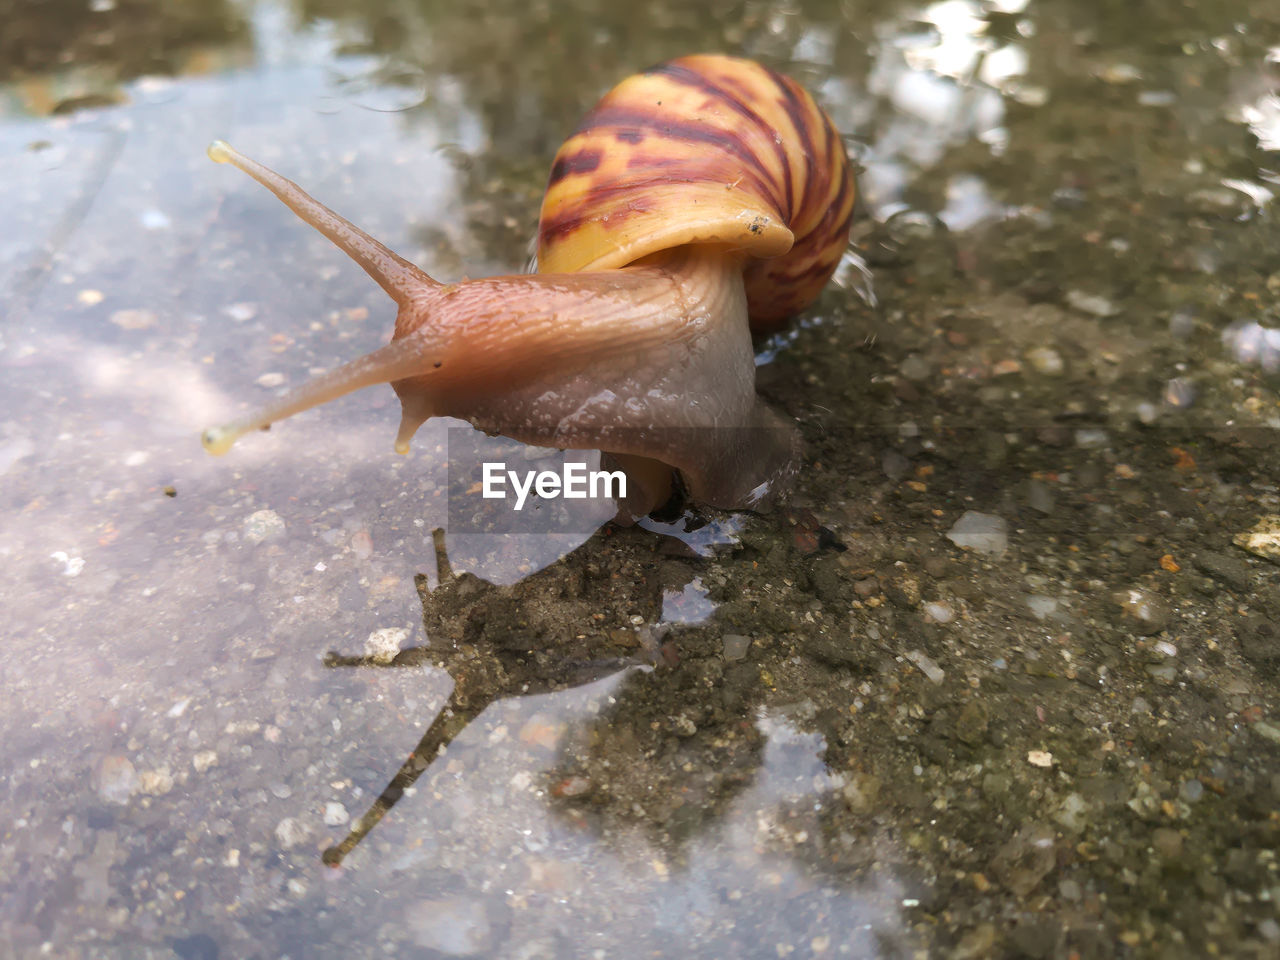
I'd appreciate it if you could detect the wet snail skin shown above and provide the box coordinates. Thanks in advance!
[201,54,856,515]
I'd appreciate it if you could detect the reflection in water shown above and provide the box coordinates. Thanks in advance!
[661,577,716,625]
[637,509,748,556]
[0,0,251,114]
[862,1,1013,216]
[1237,87,1280,150]
[1223,319,1280,374]
[317,519,911,952]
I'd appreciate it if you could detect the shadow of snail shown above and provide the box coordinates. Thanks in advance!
[314,521,1092,951]
[321,526,677,865]
[321,504,848,863]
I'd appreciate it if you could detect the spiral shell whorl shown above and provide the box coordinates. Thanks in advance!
[537,54,856,332]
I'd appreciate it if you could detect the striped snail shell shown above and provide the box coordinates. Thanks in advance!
[200,54,857,515]
[539,54,856,330]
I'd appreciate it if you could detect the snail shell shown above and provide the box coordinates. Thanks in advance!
[200,55,858,515]
[539,54,856,329]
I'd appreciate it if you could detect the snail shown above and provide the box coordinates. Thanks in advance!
[201,54,856,513]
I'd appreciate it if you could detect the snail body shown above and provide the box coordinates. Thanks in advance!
[202,54,856,513]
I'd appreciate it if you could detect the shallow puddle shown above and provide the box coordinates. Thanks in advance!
[4,0,1280,957]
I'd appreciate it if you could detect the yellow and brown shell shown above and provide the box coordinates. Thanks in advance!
[537,53,856,332]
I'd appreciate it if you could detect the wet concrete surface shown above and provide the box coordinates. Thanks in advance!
[3,0,1280,957]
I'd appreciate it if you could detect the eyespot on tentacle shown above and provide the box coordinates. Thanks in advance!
[207,140,233,164]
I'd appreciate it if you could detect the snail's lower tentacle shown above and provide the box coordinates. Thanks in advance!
[201,338,437,455]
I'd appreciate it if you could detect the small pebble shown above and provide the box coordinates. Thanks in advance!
[946,511,1009,558]
[923,602,954,624]
[1055,792,1088,832]
[192,751,218,773]
[351,529,374,559]
[109,308,157,330]
[1163,378,1195,409]
[1027,596,1058,620]
[323,802,350,826]
[94,755,138,805]
[1052,187,1086,209]
[955,701,989,746]
[1025,347,1063,375]
[256,372,286,389]
[1075,429,1109,449]
[274,817,311,850]
[243,510,286,545]
[905,649,945,684]
[1192,551,1252,591]
[364,627,408,664]
[1097,63,1142,84]
[1253,720,1280,744]
[1179,779,1204,803]
[1065,289,1119,317]
[990,824,1056,896]
[550,776,593,798]
[50,551,85,577]
[1223,320,1280,372]
[722,634,751,661]
[1233,517,1280,563]
[842,773,882,814]
[139,767,174,795]
[992,358,1021,376]
[1115,588,1171,635]
[224,302,258,322]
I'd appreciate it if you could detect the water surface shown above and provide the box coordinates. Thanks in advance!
[4,1,1280,957]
